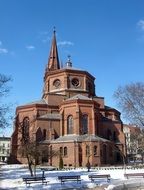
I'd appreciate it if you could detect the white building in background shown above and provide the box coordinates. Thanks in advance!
[0,136,11,162]
[123,125,131,155]
[123,124,140,162]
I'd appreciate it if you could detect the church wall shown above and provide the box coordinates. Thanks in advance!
[50,120,60,139]
[47,94,65,105]
[98,121,122,141]
[16,154,28,164]
[51,142,77,167]
[51,141,103,168]
[44,68,96,98]
[69,75,84,90]
[48,73,66,92]
[16,108,36,143]
[61,101,97,135]
[11,129,19,163]
[66,91,89,99]
[79,104,95,135]
[89,142,101,166]
[36,120,60,141]
[15,140,116,166]
[35,120,50,141]
[93,97,105,108]
[62,104,79,135]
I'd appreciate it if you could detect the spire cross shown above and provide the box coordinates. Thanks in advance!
[53,26,56,34]
[47,28,60,71]
[68,55,71,61]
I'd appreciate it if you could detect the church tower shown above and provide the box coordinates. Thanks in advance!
[46,29,60,72]
[42,30,96,101]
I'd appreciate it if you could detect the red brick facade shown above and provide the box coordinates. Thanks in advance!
[11,31,126,167]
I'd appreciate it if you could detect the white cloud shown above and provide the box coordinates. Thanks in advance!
[0,48,8,54]
[137,19,144,31]
[26,45,35,50]
[58,41,74,46]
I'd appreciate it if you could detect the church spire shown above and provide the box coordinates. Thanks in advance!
[47,28,60,71]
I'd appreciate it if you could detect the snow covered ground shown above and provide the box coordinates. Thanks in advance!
[1,164,144,190]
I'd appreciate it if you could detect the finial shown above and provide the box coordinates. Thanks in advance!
[66,55,72,67]
[53,26,56,34]
[68,55,71,61]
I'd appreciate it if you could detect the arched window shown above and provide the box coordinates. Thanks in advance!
[107,129,112,140]
[86,145,90,157]
[22,117,29,142]
[82,114,88,134]
[113,131,117,141]
[67,115,73,134]
[103,144,107,164]
[60,147,63,156]
[64,147,67,156]
[93,145,97,156]
[109,146,113,157]
[43,129,47,140]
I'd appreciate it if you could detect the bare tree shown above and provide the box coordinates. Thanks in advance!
[0,74,12,129]
[135,130,144,163]
[17,117,43,176]
[17,117,59,176]
[84,142,92,172]
[20,140,39,176]
[113,82,144,127]
[113,145,126,173]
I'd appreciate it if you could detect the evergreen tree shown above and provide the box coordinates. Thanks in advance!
[59,156,63,170]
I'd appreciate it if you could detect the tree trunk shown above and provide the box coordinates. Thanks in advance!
[27,155,33,176]
[34,159,36,177]
[86,157,91,172]
[28,162,33,176]
[142,154,144,164]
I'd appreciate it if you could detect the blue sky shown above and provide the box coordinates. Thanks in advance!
[1,0,144,136]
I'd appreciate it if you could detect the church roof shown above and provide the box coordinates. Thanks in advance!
[39,113,61,120]
[63,66,82,71]
[47,29,60,71]
[104,105,120,114]
[22,99,48,106]
[66,94,92,101]
[51,134,109,143]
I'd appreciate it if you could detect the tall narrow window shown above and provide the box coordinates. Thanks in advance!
[22,117,29,143]
[60,147,63,156]
[107,129,112,140]
[64,147,67,156]
[93,145,97,156]
[43,129,47,140]
[113,131,117,141]
[86,145,90,157]
[82,114,88,134]
[109,146,113,157]
[67,115,73,134]
[103,144,107,164]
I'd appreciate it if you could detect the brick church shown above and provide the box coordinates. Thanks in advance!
[11,30,126,167]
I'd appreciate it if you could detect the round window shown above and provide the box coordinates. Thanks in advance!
[71,78,79,87]
[53,79,61,88]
